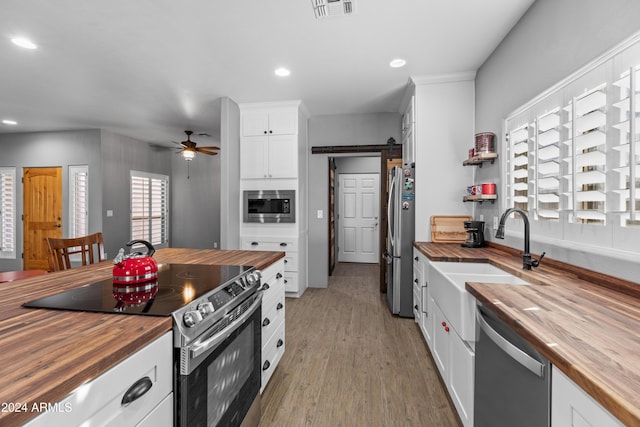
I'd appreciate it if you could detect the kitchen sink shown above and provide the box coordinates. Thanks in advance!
[428,262,530,342]
[429,262,510,276]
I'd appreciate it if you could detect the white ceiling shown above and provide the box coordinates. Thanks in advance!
[0,0,534,146]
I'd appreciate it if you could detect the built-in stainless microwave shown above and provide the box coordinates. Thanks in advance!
[243,190,295,223]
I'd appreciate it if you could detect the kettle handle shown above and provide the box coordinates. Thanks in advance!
[126,240,156,257]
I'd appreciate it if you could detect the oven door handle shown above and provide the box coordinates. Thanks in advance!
[190,293,262,360]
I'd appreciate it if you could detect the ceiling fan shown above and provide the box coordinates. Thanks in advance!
[173,130,219,161]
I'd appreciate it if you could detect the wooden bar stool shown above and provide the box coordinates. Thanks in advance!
[45,232,105,271]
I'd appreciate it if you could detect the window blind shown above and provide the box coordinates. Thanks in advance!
[613,65,640,226]
[563,84,608,224]
[69,165,88,238]
[131,171,168,246]
[506,124,530,212]
[0,168,16,258]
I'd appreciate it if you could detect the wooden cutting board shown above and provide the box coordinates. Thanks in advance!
[431,215,472,243]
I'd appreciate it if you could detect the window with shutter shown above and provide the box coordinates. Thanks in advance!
[613,65,640,227]
[130,171,169,246]
[0,168,16,259]
[503,31,640,254]
[69,165,88,238]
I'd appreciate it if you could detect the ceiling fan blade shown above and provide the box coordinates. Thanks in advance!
[196,146,220,150]
[195,149,218,156]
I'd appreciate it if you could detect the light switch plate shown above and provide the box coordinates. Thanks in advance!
[317,210,324,219]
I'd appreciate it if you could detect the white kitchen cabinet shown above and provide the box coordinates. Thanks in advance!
[241,107,298,137]
[241,234,306,297]
[240,134,298,179]
[401,95,415,165]
[552,367,624,427]
[413,249,433,348]
[239,100,308,296]
[23,332,173,427]
[259,259,286,393]
[432,301,474,427]
[412,248,422,323]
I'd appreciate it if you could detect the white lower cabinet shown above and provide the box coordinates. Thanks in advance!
[552,367,623,427]
[259,259,286,393]
[432,298,474,427]
[241,235,305,297]
[23,331,173,427]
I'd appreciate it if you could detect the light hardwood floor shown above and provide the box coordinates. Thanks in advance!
[259,262,461,427]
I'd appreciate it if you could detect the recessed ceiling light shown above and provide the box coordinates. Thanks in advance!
[389,58,407,68]
[11,37,37,50]
[2,119,18,125]
[275,67,291,77]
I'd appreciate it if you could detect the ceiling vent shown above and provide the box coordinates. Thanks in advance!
[312,0,356,19]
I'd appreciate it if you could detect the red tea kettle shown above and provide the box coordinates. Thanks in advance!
[113,240,158,284]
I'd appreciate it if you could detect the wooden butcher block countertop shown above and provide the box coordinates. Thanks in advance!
[0,248,284,427]
[414,241,640,427]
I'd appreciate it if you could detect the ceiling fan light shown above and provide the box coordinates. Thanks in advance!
[182,149,196,161]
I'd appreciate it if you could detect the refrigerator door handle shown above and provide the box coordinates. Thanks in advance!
[387,171,396,245]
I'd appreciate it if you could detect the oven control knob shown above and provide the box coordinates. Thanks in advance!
[246,270,262,286]
[197,302,215,317]
[183,310,203,328]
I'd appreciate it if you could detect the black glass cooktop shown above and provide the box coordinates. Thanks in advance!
[23,264,251,316]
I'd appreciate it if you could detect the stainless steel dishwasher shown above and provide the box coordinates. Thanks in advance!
[474,304,551,427]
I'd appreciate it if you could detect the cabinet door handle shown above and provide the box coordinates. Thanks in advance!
[276,273,283,279]
[414,256,419,261]
[280,242,288,247]
[251,242,259,246]
[277,302,283,310]
[121,376,153,406]
[269,130,273,134]
[262,318,270,327]
[260,283,270,291]
[263,360,271,371]
[263,130,268,134]
[277,339,284,348]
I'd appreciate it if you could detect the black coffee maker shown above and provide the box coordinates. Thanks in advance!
[461,220,485,248]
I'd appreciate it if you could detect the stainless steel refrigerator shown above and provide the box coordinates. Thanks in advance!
[385,164,415,317]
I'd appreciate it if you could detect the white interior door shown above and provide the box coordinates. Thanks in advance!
[338,173,380,263]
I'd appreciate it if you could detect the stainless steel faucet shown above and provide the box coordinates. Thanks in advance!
[495,208,545,270]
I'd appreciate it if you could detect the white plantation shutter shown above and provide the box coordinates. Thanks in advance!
[613,65,640,226]
[130,171,168,246]
[502,32,640,254]
[0,168,16,258]
[69,165,88,237]
[563,85,607,224]
[534,110,561,220]
[506,124,531,212]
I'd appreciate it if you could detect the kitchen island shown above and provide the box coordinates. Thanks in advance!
[0,248,284,427]
[415,241,640,427]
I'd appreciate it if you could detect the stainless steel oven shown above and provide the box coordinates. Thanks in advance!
[172,268,264,427]
[243,190,295,223]
[176,293,262,427]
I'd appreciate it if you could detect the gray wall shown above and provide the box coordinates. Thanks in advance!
[170,135,221,250]
[0,130,103,271]
[100,130,172,257]
[219,97,241,250]
[475,0,640,280]
[308,113,401,288]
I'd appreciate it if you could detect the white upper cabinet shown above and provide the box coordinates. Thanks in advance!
[242,108,298,137]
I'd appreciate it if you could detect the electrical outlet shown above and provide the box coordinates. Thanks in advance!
[213,242,218,249]
[493,216,499,230]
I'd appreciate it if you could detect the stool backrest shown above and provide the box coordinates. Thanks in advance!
[46,232,104,271]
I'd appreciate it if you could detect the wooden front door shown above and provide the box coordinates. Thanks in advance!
[23,167,63,270]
